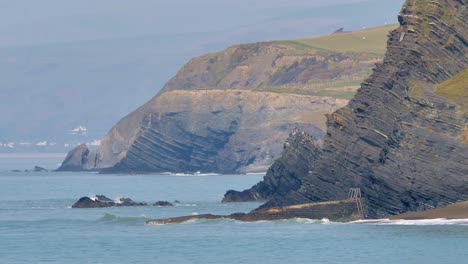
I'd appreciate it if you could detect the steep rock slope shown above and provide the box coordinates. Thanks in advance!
[223,129,322,202]
[234,0,467,218]
[59,26,396,173]
[105,91,341,173]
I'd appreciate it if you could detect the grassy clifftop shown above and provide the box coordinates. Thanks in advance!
[162,24,397,100]
[282,24,396,56]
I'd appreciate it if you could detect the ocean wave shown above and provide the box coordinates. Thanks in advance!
[173,172,220,177]
[174,203,197,207]
[154,217,334,226]
[246,172,267,176]
[274,218,332,225]
[350,218,468,226]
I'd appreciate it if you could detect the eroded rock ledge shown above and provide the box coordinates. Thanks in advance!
[146,198,363,225]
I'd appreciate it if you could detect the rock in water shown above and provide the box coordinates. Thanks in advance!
[72,196,115,208]
[57,144,96,171]
[153,201,174,206]
[33,166,47,172]
[71,195,174,208]
[57,26,397,174]
[233,0,468,218]
[223,129,322,202]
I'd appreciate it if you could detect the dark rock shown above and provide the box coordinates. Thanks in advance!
[33,166,47,172]
[72,196,115,208]
[71,195,152,208]
[153,201,174,206]
[223,129,322,202]
[249,0,468,218]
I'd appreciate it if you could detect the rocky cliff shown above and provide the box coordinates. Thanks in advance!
[226,0,468,218]
[223,129,322,202]
[58,25,396,173]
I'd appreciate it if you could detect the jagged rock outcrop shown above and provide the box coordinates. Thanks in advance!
[223,129,322,202]
[71,195,174,208]
[59,25,396,174]
[242,0,468,218]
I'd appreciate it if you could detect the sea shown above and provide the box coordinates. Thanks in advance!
[0,157,467,264]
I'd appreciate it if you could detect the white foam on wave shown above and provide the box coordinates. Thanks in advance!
[276,217,332,224]
[246,172,267,176]
[350,218,468,226]
[175,203,197,207]
[173,172,220,177]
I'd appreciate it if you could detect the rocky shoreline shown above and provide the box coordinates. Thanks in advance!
[146,198,364,225]
[146,200,468,225]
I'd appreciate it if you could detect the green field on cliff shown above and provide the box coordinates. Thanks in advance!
[167,24,399,100]
[282,24,397,57]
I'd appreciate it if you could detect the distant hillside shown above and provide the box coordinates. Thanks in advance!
[59,25,397,173]
[164,25,396,100]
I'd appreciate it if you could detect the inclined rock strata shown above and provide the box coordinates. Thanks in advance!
[223,129,322,202]
[58,26,392,174]
[227,0,468,219]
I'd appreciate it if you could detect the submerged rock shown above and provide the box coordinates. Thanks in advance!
[33,166,47,172]
[71,195,174,208]
[153,201,174,206]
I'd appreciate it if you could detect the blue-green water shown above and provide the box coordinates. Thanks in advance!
[1,158,467,264]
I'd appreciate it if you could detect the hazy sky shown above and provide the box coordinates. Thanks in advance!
[0,0,403,47]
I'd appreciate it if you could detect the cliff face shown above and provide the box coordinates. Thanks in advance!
[223,129,321,202]
[235,0,467,218]
[59,25,396,173]
[104,90,342,173]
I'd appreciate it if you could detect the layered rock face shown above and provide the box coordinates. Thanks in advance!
[59,26,395,173]
[230,0,468,218]
[223,129,322,202]
[105,90,342,173]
